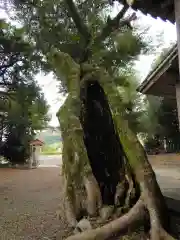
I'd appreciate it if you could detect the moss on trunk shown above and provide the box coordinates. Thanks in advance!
[54,53,174,239]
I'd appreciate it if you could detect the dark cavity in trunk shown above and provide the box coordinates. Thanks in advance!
[80,80,124,205]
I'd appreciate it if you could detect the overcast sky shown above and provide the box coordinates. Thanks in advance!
[0,4,177,126]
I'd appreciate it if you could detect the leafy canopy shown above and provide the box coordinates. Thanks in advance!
[4,0,160,137]
[8,0,152,91]
[0,18,50,163]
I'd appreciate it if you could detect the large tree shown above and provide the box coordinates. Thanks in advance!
[0,19,50,163]
[4,0,175,239]
[0,18,40,136]
[2,80,49,164]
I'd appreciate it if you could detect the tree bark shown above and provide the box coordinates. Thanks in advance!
[99,73,172,238]
[78,74,172,238]
[56,55,175,239]
[64,199,146,240]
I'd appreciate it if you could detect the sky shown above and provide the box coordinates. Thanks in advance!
[0,4,177,127]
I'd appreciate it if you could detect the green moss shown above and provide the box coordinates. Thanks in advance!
[52,52,145,205]
[80,63,147,173]
[53,55,92,193]
[48,50,80,95]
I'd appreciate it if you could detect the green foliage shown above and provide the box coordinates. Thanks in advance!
[2,128,32,164]
[36,127,62,144]
[8,81,49,132]
[9,0,151,92]
[117,74,146,134]
[144,96,180,153]
[157,99,180,152]
[0,19,42,85]
[6,0,158,137]
[0,18,43,122]
[0,19,50,164]
[41,135,62,145]
[41,142,62,155]
[143,45,180,153]
[7,0,160,151]
[2,81,50,164]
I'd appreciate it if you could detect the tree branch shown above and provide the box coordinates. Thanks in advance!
[76,3,137,63]
[95,5,128,42]
[65,0,91,43]
[81,5,136,62]
[93,5,136,46]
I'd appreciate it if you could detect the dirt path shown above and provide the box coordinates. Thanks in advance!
[0,167,71,240]
[1,159,180,240]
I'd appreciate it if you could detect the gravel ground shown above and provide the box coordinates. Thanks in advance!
[1,160,180,240]
[0,167,71,240]
[150,158,180,169]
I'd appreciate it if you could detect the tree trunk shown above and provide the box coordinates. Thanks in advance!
[78,77,172,239]
[58,65,175,239]
[80,80,127,206]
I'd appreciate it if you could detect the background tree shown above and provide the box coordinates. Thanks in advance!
[117,73,147,134]
[144,45,180,153]
[0,19,50,163]
[2,81,49,164]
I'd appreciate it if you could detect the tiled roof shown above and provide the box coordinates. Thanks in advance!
[137,44,177,93]
[118,0,174,23]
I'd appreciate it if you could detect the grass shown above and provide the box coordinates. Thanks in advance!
[41,142,62,155]
[0,163,11,168]
[41,151,62,155]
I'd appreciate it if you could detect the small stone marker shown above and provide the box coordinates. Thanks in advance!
[73,218,92,234]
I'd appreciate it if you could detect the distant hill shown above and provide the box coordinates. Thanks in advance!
[36,127,62,145]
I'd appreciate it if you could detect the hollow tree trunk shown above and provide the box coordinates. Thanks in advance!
[55,53,174,238]
[75,72,172,239]
[80,80,127,207]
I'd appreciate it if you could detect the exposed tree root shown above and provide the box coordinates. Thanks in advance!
[139,172,171,240]
[64,199,146,240]
[83,174,102,216]
[114,177,128,207]
[158,228,176,240]
[63,193,176,240]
